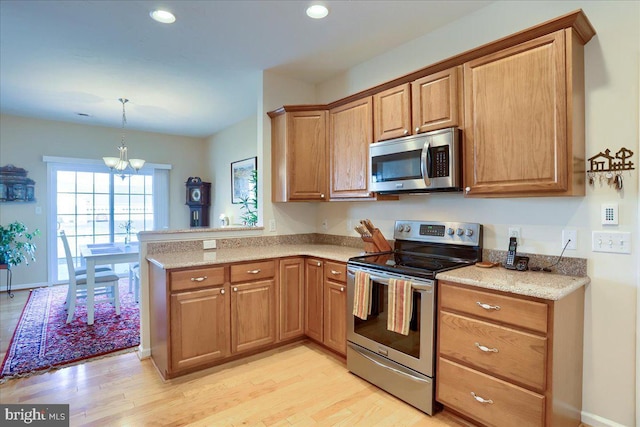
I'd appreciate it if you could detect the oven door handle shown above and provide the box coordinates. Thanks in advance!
[353,345,431,384]
[348,269,433,293]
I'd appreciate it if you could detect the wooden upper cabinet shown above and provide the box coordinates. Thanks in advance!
[373,83,411,141]
[463,29,585,197]
[411,66,462,134]
[329,97,373,199]
[271,109,328,202]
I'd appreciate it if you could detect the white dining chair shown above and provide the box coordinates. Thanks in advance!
[128,263,140,303]
[60,231,121,323]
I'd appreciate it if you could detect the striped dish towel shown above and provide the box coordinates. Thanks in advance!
[352,270,372,320]
[387,278,413,335]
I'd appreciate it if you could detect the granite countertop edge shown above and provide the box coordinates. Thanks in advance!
[147,244,366,270]
[436,265,591,301]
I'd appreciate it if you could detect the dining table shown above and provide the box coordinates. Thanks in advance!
[80,242,140,325]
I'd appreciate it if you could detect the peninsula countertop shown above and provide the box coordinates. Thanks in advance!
[147,244,366,270]
[436,264,590,300]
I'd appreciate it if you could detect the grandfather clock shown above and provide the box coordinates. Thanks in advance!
[185,177,211,227]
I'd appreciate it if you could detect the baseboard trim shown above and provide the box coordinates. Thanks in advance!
[4,281,49,292]
[582,411,629,427]
[137,345,151,359]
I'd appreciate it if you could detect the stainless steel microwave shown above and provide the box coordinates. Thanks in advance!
[369,127,462,194]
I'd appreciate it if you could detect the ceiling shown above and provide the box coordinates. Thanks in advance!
[0,1,493,138]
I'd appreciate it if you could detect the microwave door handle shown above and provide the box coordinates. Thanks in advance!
[421,140,431,187]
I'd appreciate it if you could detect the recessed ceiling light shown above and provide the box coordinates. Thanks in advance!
[306,4,329,19]
[150,9,176,24]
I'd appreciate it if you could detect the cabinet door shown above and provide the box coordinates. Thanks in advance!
[288,111,328,201]
[463,31,568,196]
[329,97,373,199]
[170,286,230,372]
[231,279,277,353]
[323,279,347,355]
[279,258,305,341]
[412,67,462,133]
[373,83,411,141]
[304,258,324,342]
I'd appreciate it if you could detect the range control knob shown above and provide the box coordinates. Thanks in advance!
[447,228,455,235]
[397,224,404,232]
[404,225,411,232]
[456,228,464,236]
[465,229,474,237]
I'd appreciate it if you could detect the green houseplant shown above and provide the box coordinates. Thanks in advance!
[239,169,258,227]
[0,221,40,267]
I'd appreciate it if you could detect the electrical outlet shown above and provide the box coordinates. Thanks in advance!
[508,227,521,242]
[562,229,577,250]
[203,239,217,250]
[268,219,276,232]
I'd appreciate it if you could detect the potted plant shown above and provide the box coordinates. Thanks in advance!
[0,221,40,268]
[239,169,258,227]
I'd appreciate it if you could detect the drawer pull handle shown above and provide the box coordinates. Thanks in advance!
[476,301,501,311]
[475,342,498,353]
[330,270,342,276]
[471,392,493,404]
[190,276,208,282]
[247,269,261,274]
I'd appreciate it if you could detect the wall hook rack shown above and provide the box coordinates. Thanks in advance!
[586,147,635,191]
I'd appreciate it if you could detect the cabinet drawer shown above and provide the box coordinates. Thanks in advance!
[231,260,275,283]
[439,311,547,391]
[438,358,545,427]
[324,261,346,283]
[440,282,548,333]
[170,266,226,292]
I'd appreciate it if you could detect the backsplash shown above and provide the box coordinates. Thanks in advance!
[146,234,586,277]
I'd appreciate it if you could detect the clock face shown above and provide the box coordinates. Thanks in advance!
[190,188,201,202]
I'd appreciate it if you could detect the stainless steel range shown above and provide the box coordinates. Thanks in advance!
[346,220,482,415]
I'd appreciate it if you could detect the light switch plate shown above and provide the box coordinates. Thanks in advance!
[592,231,631,253]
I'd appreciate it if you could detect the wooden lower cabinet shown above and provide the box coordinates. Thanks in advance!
[170,285,230,371]
[436,280,585,427]
[305,258,324,342]
[231,279,277,353]
[279,258,305,341]
[323,262,347,355]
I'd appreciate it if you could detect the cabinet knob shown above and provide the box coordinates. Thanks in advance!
[465,187,471,194]
[233,287,238,292]
[403,129,409,135]
[220,289,225,295]
[320,194,325,199]
[316,261,321,267]
[415,127,420,133]
[190,276,208,282]
[340,287,345,292]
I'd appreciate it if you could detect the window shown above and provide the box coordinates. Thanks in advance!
[45,157,170,283]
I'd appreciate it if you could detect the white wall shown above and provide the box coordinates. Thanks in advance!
[260,1,639,425]
[0,114,208,285]
[206,115,258,226]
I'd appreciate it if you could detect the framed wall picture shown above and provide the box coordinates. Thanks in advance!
[231,156,257,204]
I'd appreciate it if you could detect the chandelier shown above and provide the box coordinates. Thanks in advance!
[103,98,145,179]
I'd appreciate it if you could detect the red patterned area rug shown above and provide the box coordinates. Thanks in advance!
[0,281,139,380]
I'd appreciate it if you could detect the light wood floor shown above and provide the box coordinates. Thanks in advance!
[0,289,468,426]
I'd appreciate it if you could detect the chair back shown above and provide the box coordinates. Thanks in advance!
[59,230,77,282]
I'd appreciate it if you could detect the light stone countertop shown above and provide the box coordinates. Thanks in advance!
[436,265,590,301]
[147,244,365,270]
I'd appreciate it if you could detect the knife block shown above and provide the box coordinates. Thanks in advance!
[360,229,392,253]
